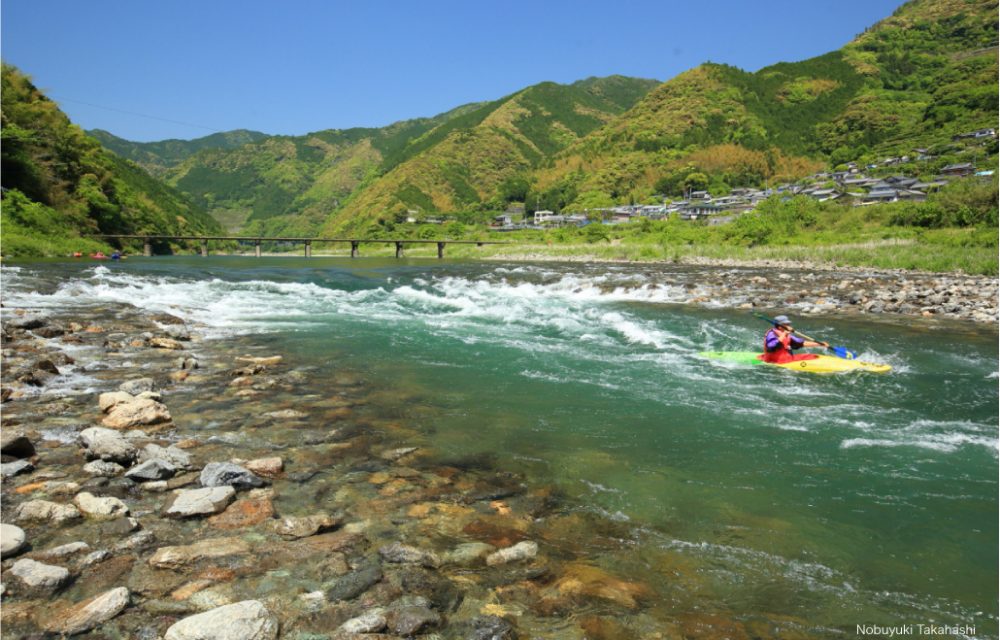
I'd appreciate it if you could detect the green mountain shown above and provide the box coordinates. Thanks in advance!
[156,102,490,235]
[88,128,269,177]
[1,64,224,257]
[321,75,662,233]
[536,0,998,209]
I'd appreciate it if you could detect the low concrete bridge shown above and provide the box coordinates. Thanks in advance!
[92,235,507,259]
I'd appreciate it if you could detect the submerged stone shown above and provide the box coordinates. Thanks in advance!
[326,562,383,602]
[148,536,251,570]
[44,586,130,635]
[163,600,278,640]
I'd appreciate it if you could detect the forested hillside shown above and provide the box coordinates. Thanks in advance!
[89,129,269,177]
[1,64,223,256]
[534,0,997,211]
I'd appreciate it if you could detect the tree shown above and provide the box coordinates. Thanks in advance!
[682,172,709,193]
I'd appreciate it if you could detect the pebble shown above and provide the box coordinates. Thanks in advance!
[1,523,27,559]
[486,540,539,566]
[1,459,35,478]
[140,443,192,469]
[126,458,177,482]
[148,537,251,569]
[272,513,340,539]
[34,541,90,560]
[200,462,266,490]
[164,486,236,518]
[73,492,130,520]
[44,586,130,635]
[9,558,70,591]
[15,499,82,525]
[339,608,387,633]
[379,541,442,568]
[83,460,126,477]
[79,427,138,465]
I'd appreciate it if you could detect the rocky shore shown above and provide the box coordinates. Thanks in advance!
[490,256,999,324]
[1,304,685,639]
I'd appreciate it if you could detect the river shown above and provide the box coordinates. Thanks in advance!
[2,256,997,638]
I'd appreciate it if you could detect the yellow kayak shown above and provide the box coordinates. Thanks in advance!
[700,351,892,374]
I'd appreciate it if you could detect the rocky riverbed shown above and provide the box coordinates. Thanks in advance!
[1,304,694,639]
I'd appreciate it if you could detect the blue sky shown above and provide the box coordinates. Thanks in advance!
[2,0,904,142]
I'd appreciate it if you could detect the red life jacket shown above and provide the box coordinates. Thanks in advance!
[760,329,819,364]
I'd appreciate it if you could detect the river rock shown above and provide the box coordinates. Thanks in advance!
[150,337,184,350]
[35,541,90,561]
[102,397,172,429]
[326,562,383,601]
[44,586,130,635]
[339,608,387,633]
[200,462,265,490]
[1,459,34,478]
[207,491,275,529]
[443,541,495,566]
[244,456,283,478]
[235,355,283,366]
[10,558,70,591]
[379,542,441,568]
[140,443,192,469]
[271,513,340,539]
[388,605,441,636]
[0,430,35,458]
[74,491,130,520]
[119,377,156,395]
[83,460,126,477]
[467,614,519,640]
[1,523,27,558]
[165,486,236,518]
[163,600,277,640]
[79,427,138,464]
[99,391,135,413]
[126,458,177,482]
[486,541,538,566]
[148,537,251,570]
[380,446,419,461]
[15,499,82,525]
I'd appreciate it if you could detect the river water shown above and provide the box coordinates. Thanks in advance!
[3,257,997,637]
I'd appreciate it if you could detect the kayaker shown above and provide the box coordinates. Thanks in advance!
[761,315,828,364]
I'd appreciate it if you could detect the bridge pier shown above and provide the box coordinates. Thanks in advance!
[200,240,208,257]
[254,239,262,257]
[395,241,405,258]
[143,238,152,257]
[304,240,312,258]
[351,241,360,258]
[437,242,445,259]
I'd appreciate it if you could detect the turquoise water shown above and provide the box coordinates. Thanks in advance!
[4,257,997,636]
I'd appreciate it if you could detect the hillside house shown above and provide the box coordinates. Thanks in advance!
[941,163,975,177]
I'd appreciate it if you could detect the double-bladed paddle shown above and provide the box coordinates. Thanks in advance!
[753,313,859,360]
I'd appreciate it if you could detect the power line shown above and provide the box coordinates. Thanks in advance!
[50,96,223,134]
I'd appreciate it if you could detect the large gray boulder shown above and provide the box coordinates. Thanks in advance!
[163,600,277,640]
[79,427,138,465]
[200,462,265,490]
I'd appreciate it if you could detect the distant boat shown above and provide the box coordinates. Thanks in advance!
[72,252,83,258]
[111,252,122,260]
[90,252,108,260]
